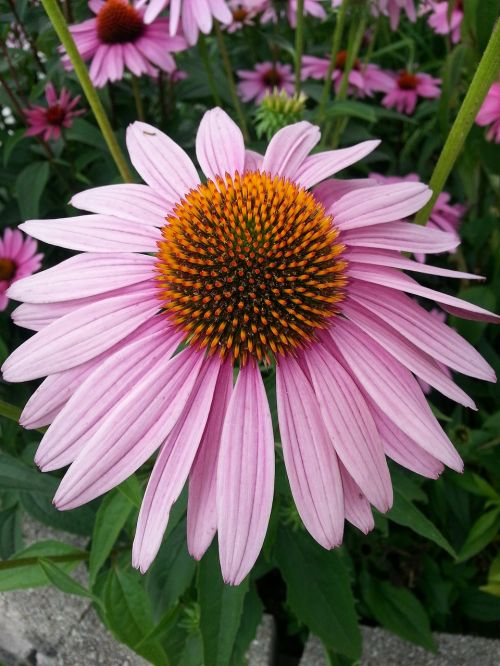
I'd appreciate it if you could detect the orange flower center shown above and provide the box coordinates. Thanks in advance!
[262,67,282,87]
[45,104,66,126]
[97,0,145,45]
[156,171,347,365]
[335,50,360,71]
[232,7,248,21]
[398,72,419,90]
[0,258,16,281]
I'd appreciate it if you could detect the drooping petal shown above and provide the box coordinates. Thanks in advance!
[343,222,459,254]
[276,356,344,549]
[196,108,245,180]
[339,462,374,534]
[53,347,204,510]
[132,355,222,572]
[187,360,233,560]
[305,344,393,512]
[217,362,274,585]
[126,121,200,200]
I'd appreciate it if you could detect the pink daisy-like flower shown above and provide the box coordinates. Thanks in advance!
[61,0,187,88]
[23,83,85,142]
[237,62,295,104]
[0,229,43,311]
[261,0,326,28]
[225,0,265,32]
[143,0,232,45]
[3,109,498,585]
[475,82,500,143]
[374,0,416,30]
[382,70,441,115]
[302,52,393,98]
[424,0,463,44]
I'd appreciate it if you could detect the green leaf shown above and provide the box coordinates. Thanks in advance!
[0,505,23,559]
[89,489,134,586]
[460,588,500,621]
[452,286,497,344]
[361,573,436,651]
[325,100,377,123]
[117,474,142,509]
[39,558,94,600]
[0,399,22,424]
[386,486,456,557]
[103,565,168,665]
[20,490,97,536]
[198,543,249,666]
[0,541,86,591]
[66,118,106,149]
[0,453,58,494]
[146,517,196,616]
[457,507,500,562]
[275,527,361,659]
[231,583,264,665]
[15,161,50,219]
[2,129,26,166]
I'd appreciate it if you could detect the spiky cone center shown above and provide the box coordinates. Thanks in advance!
[97,0,145,44]
[156,171,347,365]
[45,104,66,126]
[262,67,283,87]
[398,72,420,90]
[0,258,16,281]
[232,7,249,21]
[335,50,360,71]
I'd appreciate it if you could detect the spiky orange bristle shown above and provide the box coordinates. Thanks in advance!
[156,171,347,365]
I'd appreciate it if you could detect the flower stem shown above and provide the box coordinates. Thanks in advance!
[317,0,349,124]
[415,18,500,225]
[40,0,133,183]
[198,33,222,107]
[131,76,145,122]
[294,0,305,94]
[214,22,249,141]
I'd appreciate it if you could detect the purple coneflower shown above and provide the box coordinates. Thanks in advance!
[3,109,498,584]
[382,70,441,115]
[24,83,84,142]
[475,82,500,143]
[144,0,232,45]
[237,62,295,104]
[0,229,42,311]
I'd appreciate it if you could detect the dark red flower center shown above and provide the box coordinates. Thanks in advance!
[232,7,248,21]
[0,258,16,281]
[45,104,66,126]
[335,50,360,71]
[97,0,145,45]
[398,72,419,90]
[262,68,282,87]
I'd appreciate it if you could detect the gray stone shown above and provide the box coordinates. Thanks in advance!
[247,613,275,665]
[300,626,500,666]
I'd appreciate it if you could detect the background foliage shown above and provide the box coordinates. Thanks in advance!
[0,0,499,663]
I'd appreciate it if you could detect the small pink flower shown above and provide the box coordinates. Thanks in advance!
[24,84,85,142]
[475,82,500,143]
[225,0,265,32]
[143,0,232,45]
[0,229,43,311]
[424,0,463,44]
[3,108,498,585]
[302,52,393,98]
[237,61,295,104]
[374,0,416,30]
[382,70,441,115]
[261,0,326,27]
[62,0,187,87]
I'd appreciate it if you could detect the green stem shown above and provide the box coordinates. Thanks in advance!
[214,22,249,141]
[0,400,46,434]
[329,7,367,147]
[294,0,305,94]
[40,0,133,183]
[131,76,145,121]
[415,18,500,225]
[317,0,349,124]
[198,33,222,107]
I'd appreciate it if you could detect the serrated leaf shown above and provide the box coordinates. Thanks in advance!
[0,540,86,591]
[361,573,436,651]
[386,487,456,557]
[275,527,361,659]
[89,489,134,586]
[15,161,50,219]
[198,542,249,666]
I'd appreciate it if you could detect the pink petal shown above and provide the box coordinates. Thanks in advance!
[261,121,320,181]
[2,287,159,381]
[132,355,222,572]
[20,215,160,253]
[339,462,374,534]
[276,356,344,549]
[313,178,376,209]
[294,140,380,190]
[329,319,463,471]
[187,360,233,560]
[305,343,393,512]
[126,121,200,200]
[53,347,204,510]
[8,253,155,304]
[196,108,245,181]
[343,222,459,253]
[332,182,432,230]
[217,362,274,585]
